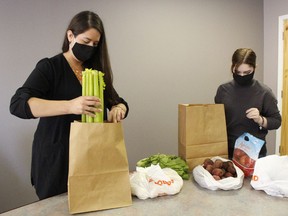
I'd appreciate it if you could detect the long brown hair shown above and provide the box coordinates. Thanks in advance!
[62,11,116,103]
[231,48,256,73]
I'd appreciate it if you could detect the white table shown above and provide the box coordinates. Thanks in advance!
[2,178,288,216]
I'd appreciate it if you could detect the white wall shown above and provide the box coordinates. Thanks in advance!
[0,0,264,212]
[263,0,288,154]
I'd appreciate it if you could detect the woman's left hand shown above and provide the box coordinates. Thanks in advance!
[108,104,126,123]
[246,108,261,124]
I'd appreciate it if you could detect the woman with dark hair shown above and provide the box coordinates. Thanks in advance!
[215,48,281,159]
[10,11,129,199]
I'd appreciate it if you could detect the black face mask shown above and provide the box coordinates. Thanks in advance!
[72,42,96,62]
[233,72,255,86]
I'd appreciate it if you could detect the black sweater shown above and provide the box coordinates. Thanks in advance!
[10,53,129,199]
[215,79,281,158]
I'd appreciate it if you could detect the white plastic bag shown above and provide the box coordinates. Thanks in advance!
[192,156,244,190]
[250,155,288,197]
[130,164,183,199]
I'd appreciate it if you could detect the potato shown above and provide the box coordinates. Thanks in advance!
[205,164,213,173]
[212,168,224,177]
[213,175,221,180]
[227,165,236,175]
[227,161,234,168]
[239,155,249,166]
[222,161,229,170]
[239,155,255,168]
[213,159,223,168]
[203,158,214,168]
[233,148,245,160]
[224,172,234,178]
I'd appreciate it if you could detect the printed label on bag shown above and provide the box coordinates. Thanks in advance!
[148,178,174,186]
[252,175,258,181]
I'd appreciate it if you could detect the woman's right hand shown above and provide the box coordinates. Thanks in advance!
[69,96,102,116]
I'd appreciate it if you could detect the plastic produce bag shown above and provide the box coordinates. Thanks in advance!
[250,155,288,197]
[130,164,183,199]
[192,156,244,190]
[232,132,265,177]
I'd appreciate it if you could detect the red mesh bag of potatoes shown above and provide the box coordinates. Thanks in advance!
[232,133,265,177]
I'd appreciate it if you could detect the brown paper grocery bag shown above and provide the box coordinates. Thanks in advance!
[68,122,132,214]
[178,104,228,171]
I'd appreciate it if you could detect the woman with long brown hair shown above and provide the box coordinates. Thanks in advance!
[10,11,128,199]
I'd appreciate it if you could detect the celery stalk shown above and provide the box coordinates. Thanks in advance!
[98,72,106,122]
[87,72,93,123]
[93,71,100,122]
[81,70,86,122]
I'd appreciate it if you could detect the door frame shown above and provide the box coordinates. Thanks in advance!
[276,14,288,154]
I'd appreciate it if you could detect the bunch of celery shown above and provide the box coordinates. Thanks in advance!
[81,68,105,123]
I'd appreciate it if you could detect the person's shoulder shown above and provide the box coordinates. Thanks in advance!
[35,53,64,69]
[49,53,64,62]
[253,80,277,99]
[217,80,234,90]
[254,80,272,92]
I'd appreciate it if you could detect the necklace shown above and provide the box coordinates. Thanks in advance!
[63,53,83,84]
[72,68,83,84]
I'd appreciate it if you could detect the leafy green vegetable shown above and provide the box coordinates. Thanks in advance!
[136,153,190,180]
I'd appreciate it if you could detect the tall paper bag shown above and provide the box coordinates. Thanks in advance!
[178,104,228,171]
[68,122,132,214]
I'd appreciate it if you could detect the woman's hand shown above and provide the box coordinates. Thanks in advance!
[246,108,264,126]
[108,103,127,123]
[246,108,260,123]
[69,96,102,116]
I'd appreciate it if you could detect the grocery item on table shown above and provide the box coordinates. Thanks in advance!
[136,153,189,180]
[130,164,183,199]
[251,154,288,198]
[193,156,244,190]
[178,104,228,171]
[202,158,237,180]
[232,133,265,177]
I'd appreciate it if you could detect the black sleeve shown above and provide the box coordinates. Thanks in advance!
[262,90,281,130]
[105,86,129,118]
[10,58,52,119]
[214,86,223,104]
[10,87,36,119]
